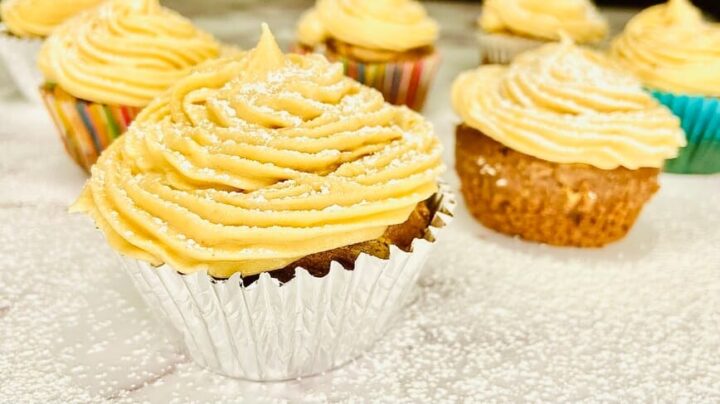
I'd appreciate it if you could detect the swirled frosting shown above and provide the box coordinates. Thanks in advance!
[38,0,222,107]
[71,25,444,278]
[296,0,438,52]
[610,0,720,97]
[452,40,685,170]
[0,0,102,38]
[479,0,608,44]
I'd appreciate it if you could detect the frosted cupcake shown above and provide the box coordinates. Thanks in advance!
[610,0,720,174]
[295,0,440,111]
[38,0,223,171]
[0,0,102,101]
[72,25,453,380]
[478,0,608,64]
[453,40,684,247]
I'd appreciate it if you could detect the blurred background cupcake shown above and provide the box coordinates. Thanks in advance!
[477,0,608,64]
[453,40,685,247]
[610,0,720,174]
[38,0,224,172]
[0,0,102,102]
[72,25,453,380]
[294,0,440,111]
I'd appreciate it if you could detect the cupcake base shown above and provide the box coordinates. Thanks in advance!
[456,125,660,247]
[40,83,141,172]
[120,186,455,381]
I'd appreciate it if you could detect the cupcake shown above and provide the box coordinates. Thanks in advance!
[610,0,720,174]
[0,0,102,101]
[452,40,685,247]
[477,0,608,64]
[71,25,453,380]
[38,0,224,172]
[294,0,440,111]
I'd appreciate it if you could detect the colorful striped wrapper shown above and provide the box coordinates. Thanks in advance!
[293,44,440,111]
[40,83,142,172]
[650,90,720,175]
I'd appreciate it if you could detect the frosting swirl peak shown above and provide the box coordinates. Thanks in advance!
[0,0,102,38]
[38,0,223,106]
[72,25,444,278]
[452,41,685,170]
[610,0,720,96]
[297,0,438,52]
[479,0,608,44]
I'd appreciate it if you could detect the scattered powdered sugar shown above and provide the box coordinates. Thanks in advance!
[2,174,719,402]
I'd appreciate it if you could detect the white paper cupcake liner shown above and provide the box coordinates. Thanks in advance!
[476,31,548,65]
[120,184,455,381]
[0,25,43,103]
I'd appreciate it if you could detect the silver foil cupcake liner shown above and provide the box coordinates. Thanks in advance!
[477,31,547,65]
[0,25,43,103]
[120,184,455,381]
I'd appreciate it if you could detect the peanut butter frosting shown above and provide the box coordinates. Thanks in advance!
[38,0,222,107]
[610,0,720,97]
[452,40,685,170]
[71,25,444,278]
[0,0,102,38]
[296,0,438,52]
[479,0,608,44]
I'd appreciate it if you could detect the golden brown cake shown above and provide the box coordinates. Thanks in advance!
[452,40,685,247]
[456,125,660,247]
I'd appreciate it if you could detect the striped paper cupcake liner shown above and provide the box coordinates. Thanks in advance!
[40,83,142,172]
[650,90,720,174]
[292,43,440,111]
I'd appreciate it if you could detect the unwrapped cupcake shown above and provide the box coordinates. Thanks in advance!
[0,0,102,101]
[610,0,720,174]
[453,40,684,247]
[294,0,440,111]
[477,0,608,64]
[71,25,453,380]
[38,0,224,171]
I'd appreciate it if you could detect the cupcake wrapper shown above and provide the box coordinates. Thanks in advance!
[294,43,440,111]
[476,31,547,65]
[0,26,43,103]
[39,83,142,172]
[333,52,440,111]
[120,184,455,381]
[650,90,720,174]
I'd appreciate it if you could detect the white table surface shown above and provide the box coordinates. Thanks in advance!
[1,2,719,403]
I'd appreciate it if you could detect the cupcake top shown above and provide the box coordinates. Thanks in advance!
[610,0,720,97]
[38,0,223,107]
[479,0,608,44]
[71,25,444,278]
[452,40,685,170]
[0,0,102,38]
[296,0,438,52]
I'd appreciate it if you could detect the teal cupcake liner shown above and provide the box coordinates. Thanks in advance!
[650,90,720,174]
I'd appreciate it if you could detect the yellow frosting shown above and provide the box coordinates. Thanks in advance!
[38,0,222,107]
[296,0,438,51]
[610,0,720,97]
[0,0,102,38]
[452,40,685,170]
[71,25,444,278]
[479,0,608,44]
